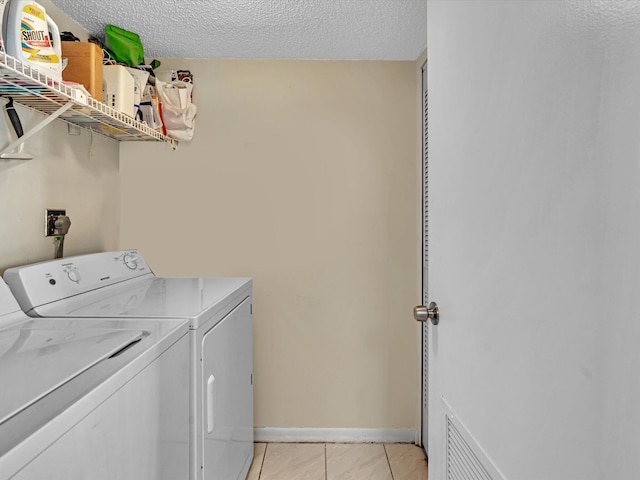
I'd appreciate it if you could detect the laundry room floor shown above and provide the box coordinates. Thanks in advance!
[247,442,428,479]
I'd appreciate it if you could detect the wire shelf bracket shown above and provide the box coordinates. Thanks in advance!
[1,101,73,160]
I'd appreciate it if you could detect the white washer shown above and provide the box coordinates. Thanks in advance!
[4,250,254,480]
[0,278,190,480]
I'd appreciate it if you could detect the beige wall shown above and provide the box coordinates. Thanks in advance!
[120,59,420,430]
[0,109,120,273]
[0,2,119,273]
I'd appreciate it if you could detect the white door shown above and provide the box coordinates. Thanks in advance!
[423,1,640,479]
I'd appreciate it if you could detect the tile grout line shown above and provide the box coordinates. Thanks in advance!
[324,443,328,480]
[257,443,268,480]
[383,444,396,480]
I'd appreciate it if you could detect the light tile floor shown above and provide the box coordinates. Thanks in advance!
[247,442,428,480]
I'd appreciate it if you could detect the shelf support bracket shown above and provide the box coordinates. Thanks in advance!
[1,101,74,159]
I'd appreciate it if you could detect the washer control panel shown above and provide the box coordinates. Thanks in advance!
[3,250,152,310]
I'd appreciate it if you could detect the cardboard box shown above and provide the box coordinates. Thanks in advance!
[61,42,103,102]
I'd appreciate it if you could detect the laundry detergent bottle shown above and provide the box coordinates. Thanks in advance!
[3,0,62,81]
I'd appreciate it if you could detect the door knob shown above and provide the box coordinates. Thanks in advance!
[414,302,439,325]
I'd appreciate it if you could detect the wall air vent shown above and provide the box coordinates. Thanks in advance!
[445,411,505,480]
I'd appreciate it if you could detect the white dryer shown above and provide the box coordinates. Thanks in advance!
[4,250,254,480]
[0,277,190,480]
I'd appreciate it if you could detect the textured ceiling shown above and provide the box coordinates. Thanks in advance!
[52,0,427,60]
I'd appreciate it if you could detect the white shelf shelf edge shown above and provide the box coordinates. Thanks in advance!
[0,52,177,149]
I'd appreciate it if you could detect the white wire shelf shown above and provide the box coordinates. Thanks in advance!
[0,53,177,147]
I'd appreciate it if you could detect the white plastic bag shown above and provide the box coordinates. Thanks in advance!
[125,67,150,120]
[155,79,197,141]
[139,84,163,130]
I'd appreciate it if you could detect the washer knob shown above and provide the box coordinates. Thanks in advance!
[67,269,80,283]
[123,254,138,270]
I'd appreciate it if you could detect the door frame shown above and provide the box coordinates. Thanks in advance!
[420,58,429,456]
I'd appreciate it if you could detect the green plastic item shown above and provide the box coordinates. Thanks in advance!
[104,24,144,67]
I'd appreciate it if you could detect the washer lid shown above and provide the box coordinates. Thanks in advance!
[0,325,144,425]
[0,278,23,318]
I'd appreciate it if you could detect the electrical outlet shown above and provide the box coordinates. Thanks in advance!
[45,209,66,237]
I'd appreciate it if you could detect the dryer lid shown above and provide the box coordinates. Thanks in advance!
[39,277,251,320]
[0,324,144,425]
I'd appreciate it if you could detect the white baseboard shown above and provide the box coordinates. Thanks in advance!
[254,427,416,444]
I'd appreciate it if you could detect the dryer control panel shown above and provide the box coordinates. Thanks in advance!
[3,250,153,311]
